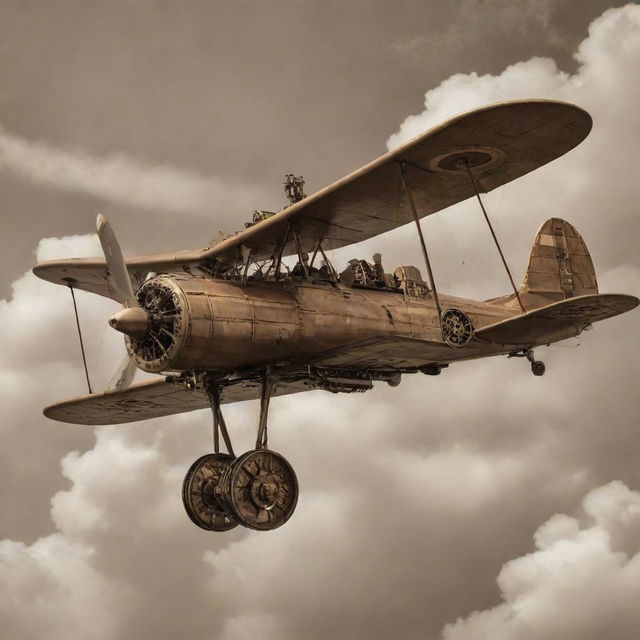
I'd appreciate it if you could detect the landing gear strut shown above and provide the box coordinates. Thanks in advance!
[508,349,545,376]
[181,373,299,532]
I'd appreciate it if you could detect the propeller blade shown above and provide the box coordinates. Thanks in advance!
[107,354,137,392]
[96,214,137,307]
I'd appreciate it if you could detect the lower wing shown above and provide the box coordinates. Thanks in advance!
[44,376,315,425]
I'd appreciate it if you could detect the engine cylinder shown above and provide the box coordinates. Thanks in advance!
[125,276,189,373]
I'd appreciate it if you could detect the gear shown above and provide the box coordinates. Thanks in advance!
[441,308,473,347]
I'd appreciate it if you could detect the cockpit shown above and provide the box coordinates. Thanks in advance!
[337,255,430,298]
[286,252,431,299]
[219,250,430,300]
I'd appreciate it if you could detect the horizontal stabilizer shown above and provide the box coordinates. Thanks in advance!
[476,294,639,345]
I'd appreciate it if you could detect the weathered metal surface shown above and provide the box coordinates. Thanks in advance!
[476,294,638,345]
[441,309,474,347]
[182,453,238,531]
[120,272,526,375]
[222,449,298,531]
[32,100,592,299]
[522,217,598,304]
[42,376,315,425]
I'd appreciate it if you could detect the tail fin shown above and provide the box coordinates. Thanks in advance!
[519,218,598,310]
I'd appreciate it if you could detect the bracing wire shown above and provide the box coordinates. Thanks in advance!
[463,161,526,313]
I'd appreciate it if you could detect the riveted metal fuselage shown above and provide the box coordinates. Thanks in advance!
[126,274,539,374]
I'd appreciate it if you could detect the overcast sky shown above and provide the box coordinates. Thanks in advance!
[1,2,639,639]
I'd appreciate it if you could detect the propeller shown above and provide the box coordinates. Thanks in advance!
[96,214,149,391]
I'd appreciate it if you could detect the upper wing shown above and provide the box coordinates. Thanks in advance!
[206,100,591,262]
[32,252,210,302]
[44,376,316,425]
[476,294,639,345]
[33,100,591,298]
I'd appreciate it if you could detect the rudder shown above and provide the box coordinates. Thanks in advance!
[520,218,598,309]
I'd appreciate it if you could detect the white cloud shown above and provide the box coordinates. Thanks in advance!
[380,4,640,300]
[1,6,639,640]
[0,126,268,216]
[0,535,126,640]
[441,482,640,640]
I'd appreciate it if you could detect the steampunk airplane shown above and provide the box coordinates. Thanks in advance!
[34,100,638,532]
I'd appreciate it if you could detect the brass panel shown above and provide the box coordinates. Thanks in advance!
[528,273,563,293]
[528,257,561,273]
[566,237,589,254]
[570,255,596,274]
[531,244,558,259]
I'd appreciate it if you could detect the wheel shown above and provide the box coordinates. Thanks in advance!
[531,360,546,376]
[182,453,238,531]
[223,449,298,531]
[387,373,401,387]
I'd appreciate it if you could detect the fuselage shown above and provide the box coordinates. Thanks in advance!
[125,274,529,375]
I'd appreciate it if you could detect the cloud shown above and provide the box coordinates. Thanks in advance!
[0,126,268,216]
[0,534,126,640]
[1,5,639,640]
[387,4,640,149]
[393,0,565,63]
[351,3,640,305]
[441,482,640,640]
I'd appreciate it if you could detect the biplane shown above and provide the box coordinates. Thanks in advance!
[34,100,638,532]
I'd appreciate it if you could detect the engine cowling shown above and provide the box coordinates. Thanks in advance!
[125,275,305,373]
[125,276,189,373]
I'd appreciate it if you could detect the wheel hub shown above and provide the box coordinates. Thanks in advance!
[250,474,281,510]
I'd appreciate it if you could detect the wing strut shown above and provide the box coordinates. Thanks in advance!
[64,279,93,394]
[399,162,444,338]
[462,161,526,313]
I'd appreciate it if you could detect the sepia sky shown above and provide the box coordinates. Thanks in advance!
[1,2,639,639]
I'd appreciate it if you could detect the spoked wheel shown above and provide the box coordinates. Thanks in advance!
[182,453,238,531]
[223,449,298,531]
[441,308,473,347]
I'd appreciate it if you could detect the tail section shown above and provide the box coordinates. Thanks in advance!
[519,218,598,310]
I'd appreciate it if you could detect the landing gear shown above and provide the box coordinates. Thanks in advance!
[508,348,545,376]
[182,453,238,531]
[181,373,299,532]
[225,449,298,531]
[531,360,546,377]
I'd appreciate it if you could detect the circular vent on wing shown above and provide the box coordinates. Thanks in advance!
[429,145,505,175]
[441,308,474,348]
[125,277,188,373]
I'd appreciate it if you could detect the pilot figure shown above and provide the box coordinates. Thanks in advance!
[372,253,385,286]
[291,252,310,277]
